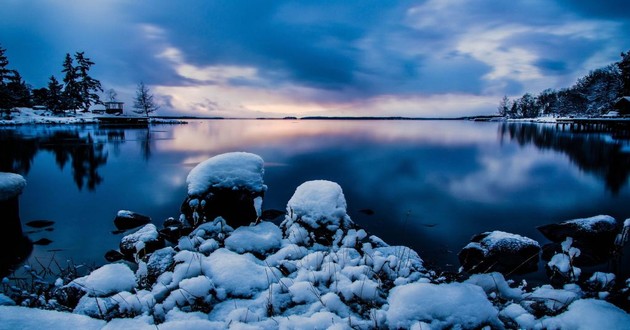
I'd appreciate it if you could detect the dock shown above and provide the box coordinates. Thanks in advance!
[96,116,149,127]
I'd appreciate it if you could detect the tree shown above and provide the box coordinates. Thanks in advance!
[133,82,159,117]
[7,70,30,107]
[46,76,64,114]
[61,53,80,113]
[619,50,630,96]
[105,88,117,102]
[497,95,510,117]
[74,52,102,112]
[0,45,13,117]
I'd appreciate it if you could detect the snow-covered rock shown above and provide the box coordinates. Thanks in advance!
[459,230,541,274]
[386,282,501,329]
[540,299,630,330]
[69,263,137,297]
[538,215,619,243]
[281,180,355,248]
[113,210,151,230]
[224,221,282,254]
[181,152,267,229]
[120,224,164,260]
[0,172,26,201]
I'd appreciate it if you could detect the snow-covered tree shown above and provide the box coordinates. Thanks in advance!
[619,50,630,96]
[497,95,510,117]
[61,53,80,113]
[46,76,64,114]
[0,45,14,117]
[133,82,159,117]
[74,52,102,112]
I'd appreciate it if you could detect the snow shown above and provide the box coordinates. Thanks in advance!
[541,299,630,330]
[386,282,500,329]
[224,221,282,254]
[69,263,137,297]
[476,230,540,252]
[186,152,266,196]
[566,214,617,231]
[285,180,348,229]
[203,248,279,297]
[0,108,100,125]
[0,305,106,330]
[0,172,26,201]
[120,223,159,253]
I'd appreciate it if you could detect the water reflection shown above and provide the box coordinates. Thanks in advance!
[0,126,159,191]
[499,122,630,194]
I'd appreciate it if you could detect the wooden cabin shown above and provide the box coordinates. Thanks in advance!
[614,97,630,116]
[104,101,124,115]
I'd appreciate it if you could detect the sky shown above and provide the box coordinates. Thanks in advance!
[1,0,629,118]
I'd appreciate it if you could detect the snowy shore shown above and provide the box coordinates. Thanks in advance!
[1,153,629,329]
[0,108,184,125]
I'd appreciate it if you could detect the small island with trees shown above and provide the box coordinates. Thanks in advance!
[0,44,162,124]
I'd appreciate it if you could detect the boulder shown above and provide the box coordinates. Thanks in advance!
[537,215,619,245]
[120,224,164,260]
[538,215,621,263]
[0,172,32,277]
[459,231,541,274]
[280,180,356,248]
[180,152,266,229]
[113,210,151,230]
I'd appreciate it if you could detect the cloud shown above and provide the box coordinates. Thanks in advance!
[1,0,629,117]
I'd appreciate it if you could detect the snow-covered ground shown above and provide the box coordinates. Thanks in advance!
[0,108,184,125]
[1,155,629,329]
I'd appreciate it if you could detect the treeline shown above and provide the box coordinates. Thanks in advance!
[499,50,630,118]
[0,44,102,118]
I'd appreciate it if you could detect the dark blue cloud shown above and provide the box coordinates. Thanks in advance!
[1,0,630,115]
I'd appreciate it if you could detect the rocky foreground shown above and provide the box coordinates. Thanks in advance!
[1,152,629,329]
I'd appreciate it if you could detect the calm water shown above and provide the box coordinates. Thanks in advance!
[2,119,630,280]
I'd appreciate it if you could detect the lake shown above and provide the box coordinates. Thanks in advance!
[2,119,630,282]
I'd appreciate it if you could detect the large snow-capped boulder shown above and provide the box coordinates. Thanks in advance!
[538,215,619,244]
[0,172,26,202]
[280,180,356,248]
[538,215,621,265]
[180,152,267,229]
[458,231,541,274]
[0,172,32,278]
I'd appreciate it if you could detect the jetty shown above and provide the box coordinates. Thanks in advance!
[96,116,149,127]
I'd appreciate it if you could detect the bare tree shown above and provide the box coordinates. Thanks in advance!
[133,82,159,117]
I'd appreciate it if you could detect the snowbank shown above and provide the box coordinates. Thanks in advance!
[0,172,26,201]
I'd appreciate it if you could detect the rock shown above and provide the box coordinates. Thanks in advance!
[25,220,55,228]
[459,231,541,274]
[113,210,151,230]
[538,215,619,242]
[280,180,356,248]
[120,224,164,260]
[0,172,32,278]
[538,215,620,258]
[180,152,267,229]
[146,247,176,283]
[104,250,124,262]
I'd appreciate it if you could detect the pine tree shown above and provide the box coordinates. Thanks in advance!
[74,52,102,112]
[619,50,630,96]
[61,53,80,113]
[133,82,159,117]
[497,95,510,117]
[0,45,13,117]
[7,70,31,107]
[46,76,64,114]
